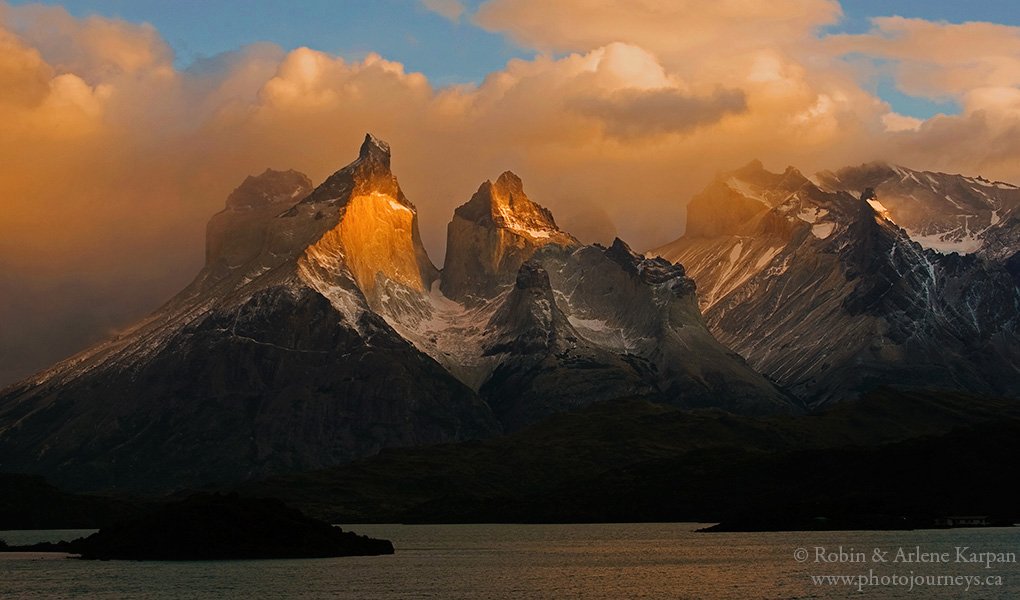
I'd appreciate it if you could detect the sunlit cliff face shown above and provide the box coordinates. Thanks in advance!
[441,171,578,301]
[332,192,428,296]
[285,135,440,315]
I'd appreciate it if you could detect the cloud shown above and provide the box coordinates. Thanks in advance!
[420,0,467,22]
[570,87,747,139]
[2,1,1020,385]
[474,0,843,58]
[881,111,922,132]
[825,15,1020,176]
[828,17,1020,99]
[556,204,618,246]
[7,2,174,77]
[882,89,1020,176]
[0,28,50,107]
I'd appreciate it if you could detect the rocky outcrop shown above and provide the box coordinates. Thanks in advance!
[290,133,439,307]
[430,172,796,423]
[205,169,313,273]
[479,260,656,430]
[537,239,795,415]
[441,171,578,302]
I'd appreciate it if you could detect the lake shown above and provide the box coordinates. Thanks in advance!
[2,523,1018,598]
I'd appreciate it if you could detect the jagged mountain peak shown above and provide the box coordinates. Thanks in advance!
[485,260,562,355]
[226,169,312,210]
[727,159,808,190]
[606,236,637,259]
[514,259,552,290]
[606,237,696,296]
[298,133,403,207]
[818,161,1020,256]
[847,187,897,253]
[294,134,437,302]
[359,132,392,167]
[493,170,525,194]
[207,132,439,316]
[732,158,765,177]
[856,186,889,220]
[684,161,816,239]
[480,255,651,430]
[706,160,813,219]
[206,169,313,267]
[605,237,648,276]
[442,172,578,300]
[457,170,571,240]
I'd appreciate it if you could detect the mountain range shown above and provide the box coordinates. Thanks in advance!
[0,135,789,491]
[652,160,1020,404]
[1,134,1018,492]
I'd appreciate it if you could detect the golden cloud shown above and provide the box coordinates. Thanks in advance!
[828,17,1020,99]
[474,0,843,59]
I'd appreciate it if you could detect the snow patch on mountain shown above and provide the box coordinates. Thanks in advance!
[297,246,365,327]
[797,206,828,223]
[726,177,767,205]
[378,281,502,389]
[812,222,835,239]
[755,246,783,268]
[729,242,743,262]
[907,230,984,255]
[496,202,554,239]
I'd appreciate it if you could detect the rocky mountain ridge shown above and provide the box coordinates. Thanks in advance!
[0,135,794,491]
[653,160,1020,404]
[0,135,496,491]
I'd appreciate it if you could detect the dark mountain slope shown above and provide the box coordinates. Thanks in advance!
[235,388,1020,524]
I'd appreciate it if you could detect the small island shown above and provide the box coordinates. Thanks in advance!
[699,513,1014,533]
[1,493,393,560]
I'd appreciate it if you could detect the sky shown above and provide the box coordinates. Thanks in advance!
[11,0,1019,115]
[3,0,1020,386]
[9,1,522,84]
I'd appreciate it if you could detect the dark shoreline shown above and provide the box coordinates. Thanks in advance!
[2,494,393,561]
[4,392,1019,533]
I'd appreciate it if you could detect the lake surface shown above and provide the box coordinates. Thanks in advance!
[2,523,1018,598]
